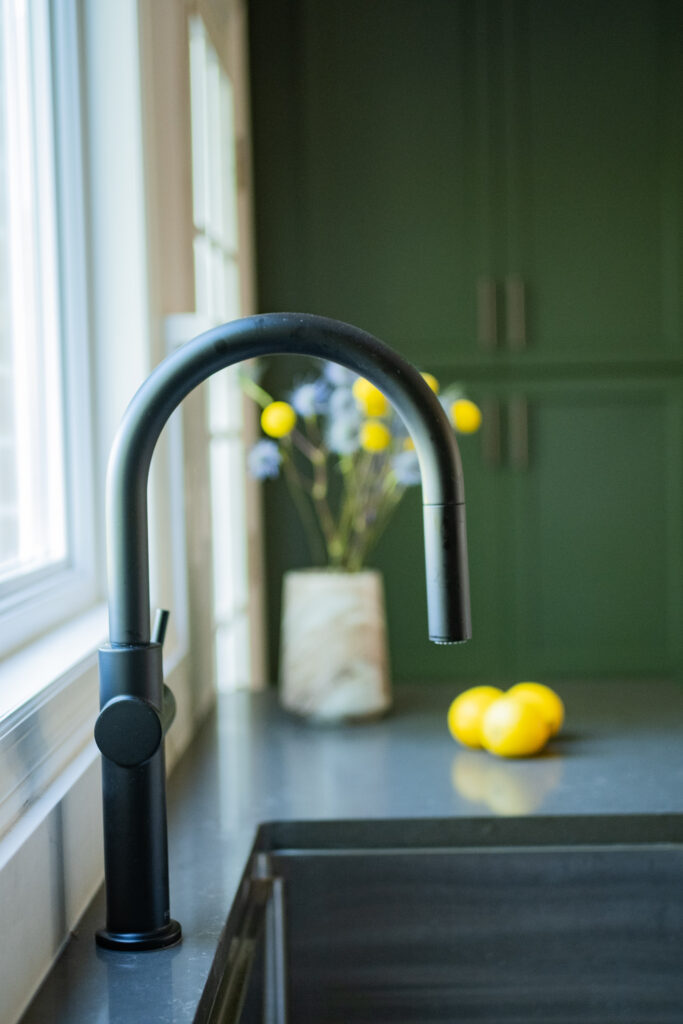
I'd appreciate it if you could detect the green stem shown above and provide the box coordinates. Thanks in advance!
[281,447,326,565]
[238,370,274,408]
[337,450,372,568]
[354,477,405,568]
[343,451,388,570]
[290,427,343,566]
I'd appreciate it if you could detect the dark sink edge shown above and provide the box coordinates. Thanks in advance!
[257,811,683,854]
[193,812,683,1023]
[193,830,262,1024]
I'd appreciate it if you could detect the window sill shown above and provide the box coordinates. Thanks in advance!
[0,604,108,844]
[0,603,107,726]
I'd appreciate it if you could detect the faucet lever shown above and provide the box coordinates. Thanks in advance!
[150,610,177,734]
[152,608,170,646]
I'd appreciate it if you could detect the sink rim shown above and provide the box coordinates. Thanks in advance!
[194,812,683,1023]
[257,811,683,854]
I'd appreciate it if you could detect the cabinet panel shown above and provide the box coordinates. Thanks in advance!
[504,0,683,359]
[381,379,683,682]
[249,0,489,363]
[510,381,683,675]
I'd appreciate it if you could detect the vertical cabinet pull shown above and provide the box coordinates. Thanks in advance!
[505,274,526,351]
[481,396,502,467]
[477,276,498,350]
[508,396,529,470]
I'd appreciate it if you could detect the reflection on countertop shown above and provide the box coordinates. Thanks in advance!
[451,750,564,815]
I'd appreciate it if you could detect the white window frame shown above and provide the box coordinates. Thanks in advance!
[188,10,264,692]
[0,0,98,665]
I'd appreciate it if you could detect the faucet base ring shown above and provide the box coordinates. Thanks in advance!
[95,919,182,952]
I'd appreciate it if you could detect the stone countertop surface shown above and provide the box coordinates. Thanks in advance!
[19,679,683,1023]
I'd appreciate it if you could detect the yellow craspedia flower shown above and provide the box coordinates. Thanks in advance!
[451,398,482,434]
[352,377,389,417]
[403,436,415,451]
[360,419,391,452]
[261,401,297,438]
[421,372,440,394]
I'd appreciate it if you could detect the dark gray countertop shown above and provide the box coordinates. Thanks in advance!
[20,680,683,1023]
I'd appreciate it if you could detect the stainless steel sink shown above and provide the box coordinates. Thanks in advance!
[195,815,683,1024]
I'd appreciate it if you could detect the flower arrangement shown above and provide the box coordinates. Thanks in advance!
[242,360,481,572]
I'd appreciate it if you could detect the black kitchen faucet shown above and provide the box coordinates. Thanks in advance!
[93,313,471,950]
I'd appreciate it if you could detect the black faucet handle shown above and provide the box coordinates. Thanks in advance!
[95,695,162,767]
[97,642,166,768]
[151,608,170,646]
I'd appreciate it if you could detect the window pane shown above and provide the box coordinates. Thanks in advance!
[0,0,67,585]
[215,616,250,692]
[210,436,248,619]
[190,14,253,692]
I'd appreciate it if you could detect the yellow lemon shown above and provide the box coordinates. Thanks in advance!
[447,686,504,749]
[352,377,389,416]
[359,419,391,452]
[261,401,296,438]
[507,682,565,736]
[421,372,440,394]
[451,398,482,434]
[481,695,550,758]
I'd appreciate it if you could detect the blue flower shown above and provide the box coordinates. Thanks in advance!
[391,449,421,486]
[328,386,359,421]
[247,439,282,479]
[323,362,356,387]
[326,416,361,455]
[290,379,329,417]
[325,386,362,454]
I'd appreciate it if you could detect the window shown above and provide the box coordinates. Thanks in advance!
[189,14,253,691]
[0,0,96,662]
[0,0,66,584]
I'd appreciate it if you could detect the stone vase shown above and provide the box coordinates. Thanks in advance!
[279,568,392,723]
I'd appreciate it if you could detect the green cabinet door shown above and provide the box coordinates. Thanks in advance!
[508,378,683,677]
[377,376,683,683]
[249,0,494,365]
[500,0,683,362]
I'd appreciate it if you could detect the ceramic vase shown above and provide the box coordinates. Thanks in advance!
[279,568,392,723]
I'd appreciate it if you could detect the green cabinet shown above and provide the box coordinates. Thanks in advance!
[251,0,482,356]
[250,0,683,367]
[249,0,683,682]
[496,0,683,362]
[377,377,683,682]
[504,379,681,677]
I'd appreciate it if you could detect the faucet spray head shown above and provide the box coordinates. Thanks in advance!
[423,501,471,644]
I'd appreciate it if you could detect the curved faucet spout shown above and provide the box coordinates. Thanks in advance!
[96,313,471,951]
[106,312,471,647]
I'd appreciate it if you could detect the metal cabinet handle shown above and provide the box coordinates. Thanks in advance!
[481,396,503,468]
[505,274,526,351]
[508,396,529,470]
[477,276,498,351]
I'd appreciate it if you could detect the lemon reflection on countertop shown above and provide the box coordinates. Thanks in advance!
[451,751,563,816]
